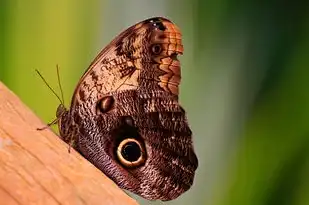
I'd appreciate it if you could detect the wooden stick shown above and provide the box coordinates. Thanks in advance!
[0,82,139,205]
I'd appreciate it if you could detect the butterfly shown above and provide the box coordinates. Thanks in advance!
[44,17,198,201]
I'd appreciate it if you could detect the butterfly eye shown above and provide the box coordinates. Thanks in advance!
[151,44,162,55]
[117,138,146,167]
[56,104,66,118]
[97,96,114,113]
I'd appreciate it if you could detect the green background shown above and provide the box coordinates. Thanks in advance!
[1,1,309,205]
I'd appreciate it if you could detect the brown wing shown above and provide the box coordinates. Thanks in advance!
[70,17,183,110]
[59,17,197,201]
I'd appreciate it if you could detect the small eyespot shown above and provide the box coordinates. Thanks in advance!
[117,138,146,167]
[97,96,114,113]
[151,44,162,55]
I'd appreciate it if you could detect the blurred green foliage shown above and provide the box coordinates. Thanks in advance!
[1,1,309,205]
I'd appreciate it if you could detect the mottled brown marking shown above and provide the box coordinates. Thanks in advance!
[78,89,86,102]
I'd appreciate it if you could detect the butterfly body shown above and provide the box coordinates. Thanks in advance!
[58,17,198,201]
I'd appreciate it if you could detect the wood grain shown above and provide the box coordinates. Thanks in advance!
[0,82,139,205]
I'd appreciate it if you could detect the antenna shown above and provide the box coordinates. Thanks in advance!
[56,64,65,105]
[35,66,64,105]
[35,66,66,131]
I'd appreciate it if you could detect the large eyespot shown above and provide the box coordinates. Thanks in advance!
[117,138,146,168]
[97,96,114,113]
[151,44,162,55]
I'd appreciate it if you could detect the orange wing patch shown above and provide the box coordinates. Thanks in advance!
[72,17,184,107]
[149,19,183,95]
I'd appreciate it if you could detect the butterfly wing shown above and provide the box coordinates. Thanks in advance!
[60,17,198,201]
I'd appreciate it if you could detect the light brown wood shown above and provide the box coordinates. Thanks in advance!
[0,82,139,205]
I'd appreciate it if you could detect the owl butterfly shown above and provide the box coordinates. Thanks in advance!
[55,17,198,201]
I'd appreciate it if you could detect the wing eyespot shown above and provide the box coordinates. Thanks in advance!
[97,96,115,113]
[113,116,146,168]
[116,138,146,168]
[151,44,162,55]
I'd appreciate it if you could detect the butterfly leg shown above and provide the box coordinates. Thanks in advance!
[37,118,59,131]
